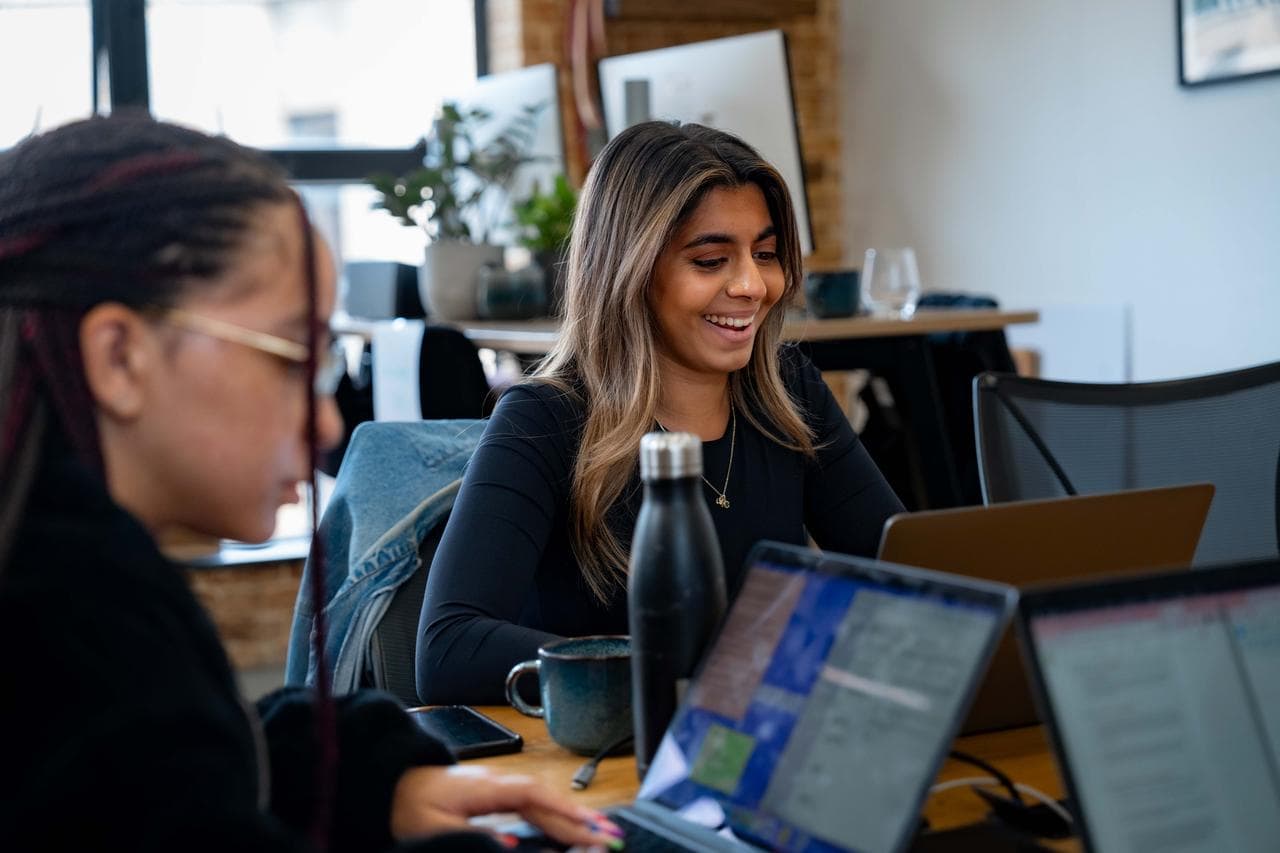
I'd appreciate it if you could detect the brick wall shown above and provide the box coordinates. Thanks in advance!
[187,562,303,670]
[487,0,524,75]
[488,0,844,270]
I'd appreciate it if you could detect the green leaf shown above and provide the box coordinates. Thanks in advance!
[366,98,550,243]
[512,173,577,251]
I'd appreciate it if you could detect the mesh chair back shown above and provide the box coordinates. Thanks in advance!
[974,362,1280,564]
[365,521,447,706]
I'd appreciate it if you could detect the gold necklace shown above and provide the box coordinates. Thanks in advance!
[655,406,736,509]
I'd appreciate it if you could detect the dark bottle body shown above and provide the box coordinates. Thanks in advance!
[628,476,727,779]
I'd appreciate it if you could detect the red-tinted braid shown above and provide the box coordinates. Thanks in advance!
[0,232,52,261]
[299,203,337,852]
[22,311,102,475]
[0,346,36,461]
[84,150,207,195]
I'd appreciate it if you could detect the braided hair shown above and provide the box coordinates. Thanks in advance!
[0,113,337,848]
[0,112,294,544]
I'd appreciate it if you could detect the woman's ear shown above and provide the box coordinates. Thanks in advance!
[79,303,157,421]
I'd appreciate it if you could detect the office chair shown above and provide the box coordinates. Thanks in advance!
[286,420,483,702]
[918,292,1017,505]
[364,522,447,707]
[321,326,492,476]
[418,324,492,419]
[973,361,1280,564]
[854,292,1017,508]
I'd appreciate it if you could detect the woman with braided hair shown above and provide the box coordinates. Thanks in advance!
[0,115,622,851]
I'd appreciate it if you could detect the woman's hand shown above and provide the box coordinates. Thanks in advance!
[390,764,624,848]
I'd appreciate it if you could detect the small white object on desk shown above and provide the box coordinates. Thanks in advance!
[372,319,425,421]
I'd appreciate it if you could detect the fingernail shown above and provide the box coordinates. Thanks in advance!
[588,818,624,838]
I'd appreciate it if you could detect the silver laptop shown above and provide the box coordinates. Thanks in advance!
[594,541,1018,853]
[1017,558,1280,853]
[878,483,1214,733]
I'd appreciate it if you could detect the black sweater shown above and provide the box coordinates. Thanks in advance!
[0,435,497,852]
[419,348,904,704]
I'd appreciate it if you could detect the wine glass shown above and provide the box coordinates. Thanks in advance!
[862,248,921,318]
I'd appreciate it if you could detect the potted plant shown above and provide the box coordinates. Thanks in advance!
[369,101,541,320]
[512,174,577,317]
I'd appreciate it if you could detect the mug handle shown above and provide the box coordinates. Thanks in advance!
[505,660,543,718]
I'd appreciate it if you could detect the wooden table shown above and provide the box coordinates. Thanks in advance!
[454,310,1039,356]
[336,310,1038,351]
[464,706,1078,850]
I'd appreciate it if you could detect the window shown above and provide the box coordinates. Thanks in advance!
[146,0,477,150]
[5,0,484,303]
[4,1,483,173]
[140,0,482,286]
[0,0,93,148]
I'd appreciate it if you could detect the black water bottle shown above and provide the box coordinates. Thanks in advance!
[628,432,727,779]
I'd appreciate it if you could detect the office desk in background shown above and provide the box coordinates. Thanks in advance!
[464,705,1077,851]
[456,309,1040,510]
[456,311,1039,356]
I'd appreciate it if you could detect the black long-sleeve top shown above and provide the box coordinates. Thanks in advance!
[0,432,498,852]
[418,348,904,704]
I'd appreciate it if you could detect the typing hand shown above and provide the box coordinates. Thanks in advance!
[390,764,624,849]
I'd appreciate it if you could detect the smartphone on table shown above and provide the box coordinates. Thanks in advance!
[407,705,523,759]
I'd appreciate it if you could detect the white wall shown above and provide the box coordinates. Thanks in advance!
[840,0,1280,381]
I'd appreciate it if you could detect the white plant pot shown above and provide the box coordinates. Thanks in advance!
[418,242,504,321]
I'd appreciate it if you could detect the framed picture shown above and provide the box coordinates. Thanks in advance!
[1178,0,1280,86]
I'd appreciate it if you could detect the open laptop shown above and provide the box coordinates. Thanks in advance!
[877,484,1214,733]
[578,541,1017,853]
[1017,558,1280,853]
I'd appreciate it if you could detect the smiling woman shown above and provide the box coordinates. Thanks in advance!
[417,121,905,705]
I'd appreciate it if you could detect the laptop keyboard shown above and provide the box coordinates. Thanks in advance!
[612,812,693,852]
[507,812,693,852]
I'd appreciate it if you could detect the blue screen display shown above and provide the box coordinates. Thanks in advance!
[637,560,1001,853]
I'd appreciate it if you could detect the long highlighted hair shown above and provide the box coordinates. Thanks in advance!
[534,122,815,603]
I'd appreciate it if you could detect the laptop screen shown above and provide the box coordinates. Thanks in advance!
[637,546,1011,853]
[1023,564,1280,853]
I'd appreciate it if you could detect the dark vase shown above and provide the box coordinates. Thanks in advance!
[475,262,547,320]
[803,268,861,318]
[534,248,568,317]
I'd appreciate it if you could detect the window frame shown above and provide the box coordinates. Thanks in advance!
[91,0,489,182]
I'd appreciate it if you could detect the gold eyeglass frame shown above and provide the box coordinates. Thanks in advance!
[161,307,345,395]
[163,307,310,363]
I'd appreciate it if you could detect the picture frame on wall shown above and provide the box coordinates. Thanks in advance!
[1178,0,1280,86]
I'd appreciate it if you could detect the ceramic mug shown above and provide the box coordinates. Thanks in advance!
[803,269,860,318]
[504,635,633,756]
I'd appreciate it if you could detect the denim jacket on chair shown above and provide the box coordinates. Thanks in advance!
[285,419,485,694]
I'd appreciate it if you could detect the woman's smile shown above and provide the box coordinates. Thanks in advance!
[700,311,758,344]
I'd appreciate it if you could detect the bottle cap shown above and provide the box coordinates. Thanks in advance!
[639,431,702,481]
